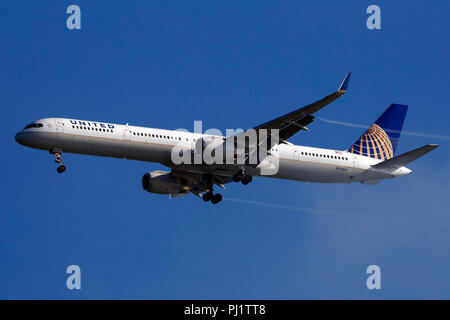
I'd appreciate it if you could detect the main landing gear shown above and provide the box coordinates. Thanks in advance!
[232,169,253,185]
[202,191,222,204]
[50,149,66,173]
[202,174,222,204]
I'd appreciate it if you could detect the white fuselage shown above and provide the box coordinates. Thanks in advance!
[15,118,411,184]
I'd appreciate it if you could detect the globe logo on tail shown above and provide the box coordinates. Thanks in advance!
[348,124,393,160]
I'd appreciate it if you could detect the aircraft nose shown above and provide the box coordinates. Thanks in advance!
[15,132,22,143]
[15,131,26,145]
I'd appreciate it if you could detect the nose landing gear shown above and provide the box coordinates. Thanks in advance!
[56,164,66,173]
[50,149,66,173]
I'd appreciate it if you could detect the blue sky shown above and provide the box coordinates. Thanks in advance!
[0,1,449,299]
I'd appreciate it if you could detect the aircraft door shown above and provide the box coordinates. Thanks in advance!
[351,154,359,178]
[123,125,131,141]
[293,148,300,160]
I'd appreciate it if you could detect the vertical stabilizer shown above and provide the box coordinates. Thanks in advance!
[348,104,408,160]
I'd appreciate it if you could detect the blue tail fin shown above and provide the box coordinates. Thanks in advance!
[348,104,408,160]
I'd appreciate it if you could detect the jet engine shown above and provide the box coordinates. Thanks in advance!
[141,171,187,194]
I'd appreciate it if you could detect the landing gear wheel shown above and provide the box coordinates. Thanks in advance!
[213,193,222,203]
[50,149,66,174]
[211,194,220,204]
[241,175,252,185]
[203,191,212,202]
[234,170,252,184]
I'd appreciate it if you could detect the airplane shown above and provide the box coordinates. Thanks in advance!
[15,72,438,204]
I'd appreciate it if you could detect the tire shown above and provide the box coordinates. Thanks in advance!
[57,165,66,173]
[245,175,253,183]
[214,193,222,203]
[203,192,211,202]
[232,174,240,183]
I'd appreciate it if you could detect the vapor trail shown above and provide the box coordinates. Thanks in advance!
[224,197,449,230]
[316,117,450,141]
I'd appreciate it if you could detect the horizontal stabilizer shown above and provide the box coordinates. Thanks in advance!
[372,144,438,170]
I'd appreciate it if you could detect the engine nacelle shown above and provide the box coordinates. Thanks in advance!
[141,171,186,194]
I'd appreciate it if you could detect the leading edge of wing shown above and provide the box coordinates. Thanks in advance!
[254,72,351,131]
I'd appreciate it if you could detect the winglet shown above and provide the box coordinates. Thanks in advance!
[338,72,351,92]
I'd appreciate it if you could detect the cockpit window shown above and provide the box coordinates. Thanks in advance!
[24,123,43,129]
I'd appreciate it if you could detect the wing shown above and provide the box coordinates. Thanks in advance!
[254,72,351,134]
[225,72,351,163]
